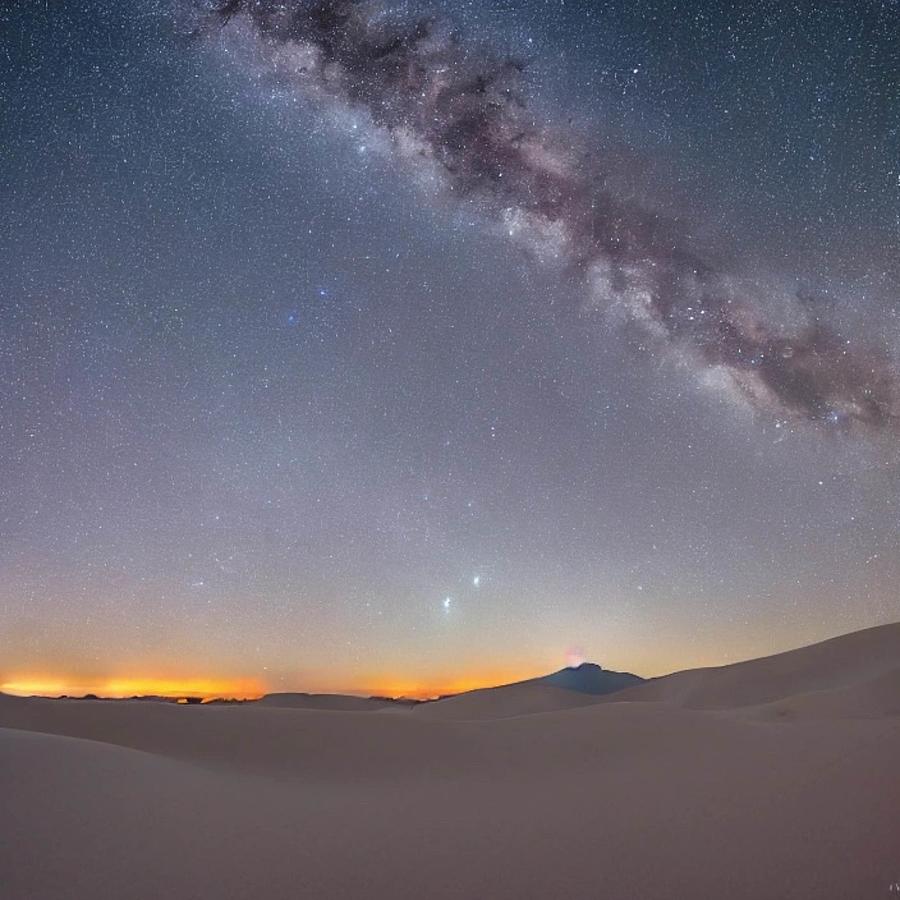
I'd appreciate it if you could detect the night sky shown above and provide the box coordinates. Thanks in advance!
[1,0,898,698]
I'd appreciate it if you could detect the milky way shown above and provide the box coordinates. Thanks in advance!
[200,0,897,433]
[3,0,899,697]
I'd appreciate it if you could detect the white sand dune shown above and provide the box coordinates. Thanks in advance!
[256,692,409,712]
[606,621,900,713]
[2,622,899,900]
[412,681,609,720]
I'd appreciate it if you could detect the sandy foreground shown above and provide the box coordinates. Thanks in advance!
[2,624,899,900]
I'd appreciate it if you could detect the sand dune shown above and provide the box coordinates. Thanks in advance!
[256,692,411,712]
[2,623,899,900]
[608,621,900,711]
[750,665,900,720]
[412,681,608,720]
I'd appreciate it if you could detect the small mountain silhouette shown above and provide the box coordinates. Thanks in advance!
[536,663,644,695]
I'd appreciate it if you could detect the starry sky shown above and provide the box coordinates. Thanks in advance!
[1,0,898,699]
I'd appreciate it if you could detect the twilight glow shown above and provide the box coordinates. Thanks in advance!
[0,677,265,701]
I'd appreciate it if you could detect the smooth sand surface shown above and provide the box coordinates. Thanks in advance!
[2,623,899,900]
[412,681,610,720]
[608,621,900,713]
[256,693,407,712]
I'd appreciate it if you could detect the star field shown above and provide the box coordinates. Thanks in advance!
[0,0,898,697]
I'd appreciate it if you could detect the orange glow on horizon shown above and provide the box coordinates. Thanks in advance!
[364,667,540,700]
[0,667,544,702]
[0,676,265,701]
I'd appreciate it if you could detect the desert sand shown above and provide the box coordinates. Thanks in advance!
[2,622,899,900]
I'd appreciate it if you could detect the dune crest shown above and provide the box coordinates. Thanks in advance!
[606,621,900,715]
[2,623,899,900]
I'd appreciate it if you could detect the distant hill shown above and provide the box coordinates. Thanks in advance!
[536,662,644,695]
[255,667,643,715]
[414,663,644,720]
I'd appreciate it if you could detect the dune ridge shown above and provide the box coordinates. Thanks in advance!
[605,621,900,715]
[2,622,899,900]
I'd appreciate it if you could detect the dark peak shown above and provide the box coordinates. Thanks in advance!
[539,663,644,696]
